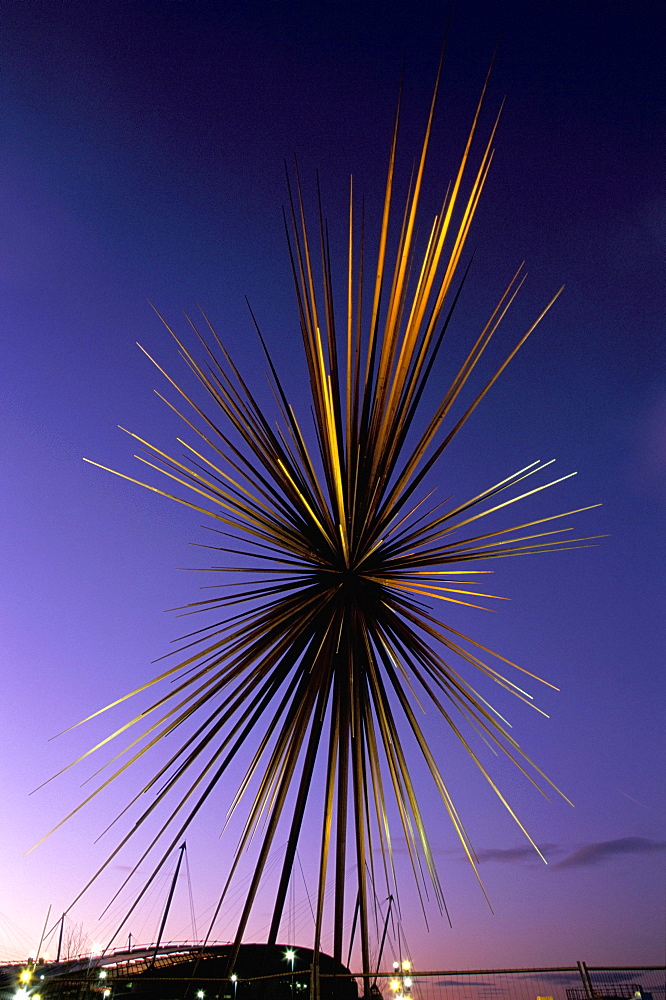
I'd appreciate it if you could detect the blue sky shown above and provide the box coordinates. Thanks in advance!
[1,0,664,971]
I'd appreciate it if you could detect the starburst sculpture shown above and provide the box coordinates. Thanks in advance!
[39,61,599,979]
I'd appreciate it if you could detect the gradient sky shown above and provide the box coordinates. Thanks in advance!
[1,0,665,974]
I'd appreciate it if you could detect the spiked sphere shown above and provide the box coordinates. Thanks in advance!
[39,61,599,978]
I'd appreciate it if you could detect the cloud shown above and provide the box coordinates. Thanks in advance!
[475,845,560,864]
[434,981,506,992]
[553,837,666,870]
[518,972,583,985]
[377,837,666,871]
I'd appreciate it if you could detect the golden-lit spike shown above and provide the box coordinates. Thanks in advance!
[370,83,501,475]
[420,100,505,350]
[373,267,531,535]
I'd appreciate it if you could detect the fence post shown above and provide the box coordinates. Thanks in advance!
[309,959,318,1000]
[577,961,595,999]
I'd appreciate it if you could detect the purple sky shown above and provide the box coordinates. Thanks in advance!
[1,0,664,973]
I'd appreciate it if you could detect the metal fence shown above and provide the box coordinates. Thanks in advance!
[111,964,663,1000]
[315,965,666,1000]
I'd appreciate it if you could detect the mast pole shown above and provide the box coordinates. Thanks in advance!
[151,842,187,967]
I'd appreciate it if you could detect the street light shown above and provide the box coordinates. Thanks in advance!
[230,974,238,1000]
[284,949,296,997]
[391,958,413,1000]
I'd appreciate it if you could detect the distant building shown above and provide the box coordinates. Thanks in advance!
[0,944,358,1000]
